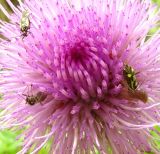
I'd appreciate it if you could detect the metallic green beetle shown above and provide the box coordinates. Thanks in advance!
[20,10,30,38]
[123,64,148,103]
[123,64,138,90]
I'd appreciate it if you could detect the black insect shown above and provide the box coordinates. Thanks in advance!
[24,91,47,105]
[22,85,47,105]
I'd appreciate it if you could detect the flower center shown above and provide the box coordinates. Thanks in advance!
[70,42,89,64]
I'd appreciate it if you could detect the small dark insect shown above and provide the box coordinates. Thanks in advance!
[23,92,47,105]
[20,10,30,38]
[123,64,138,90]
[122,64,148,103]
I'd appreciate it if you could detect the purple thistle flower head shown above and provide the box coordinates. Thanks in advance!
[0,0,160,153]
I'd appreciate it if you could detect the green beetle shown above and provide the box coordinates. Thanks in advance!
[123,64,148,103]
[20,10,30,38]
[123,64,138,90]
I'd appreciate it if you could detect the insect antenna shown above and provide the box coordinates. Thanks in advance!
[18,92,25,101]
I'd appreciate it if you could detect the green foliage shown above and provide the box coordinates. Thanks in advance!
[38,141,51,154]
[144,152,154,154]
[0,130,22,154]
[149,129,160,154]
[0,94,3,100]
[154,126,160,132]
[152,0,160,7]
[0,0,19,21]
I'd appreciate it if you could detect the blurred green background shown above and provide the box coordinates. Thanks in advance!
[0,0,160,154]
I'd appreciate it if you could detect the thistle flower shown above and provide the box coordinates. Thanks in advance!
[0,0,160,153]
